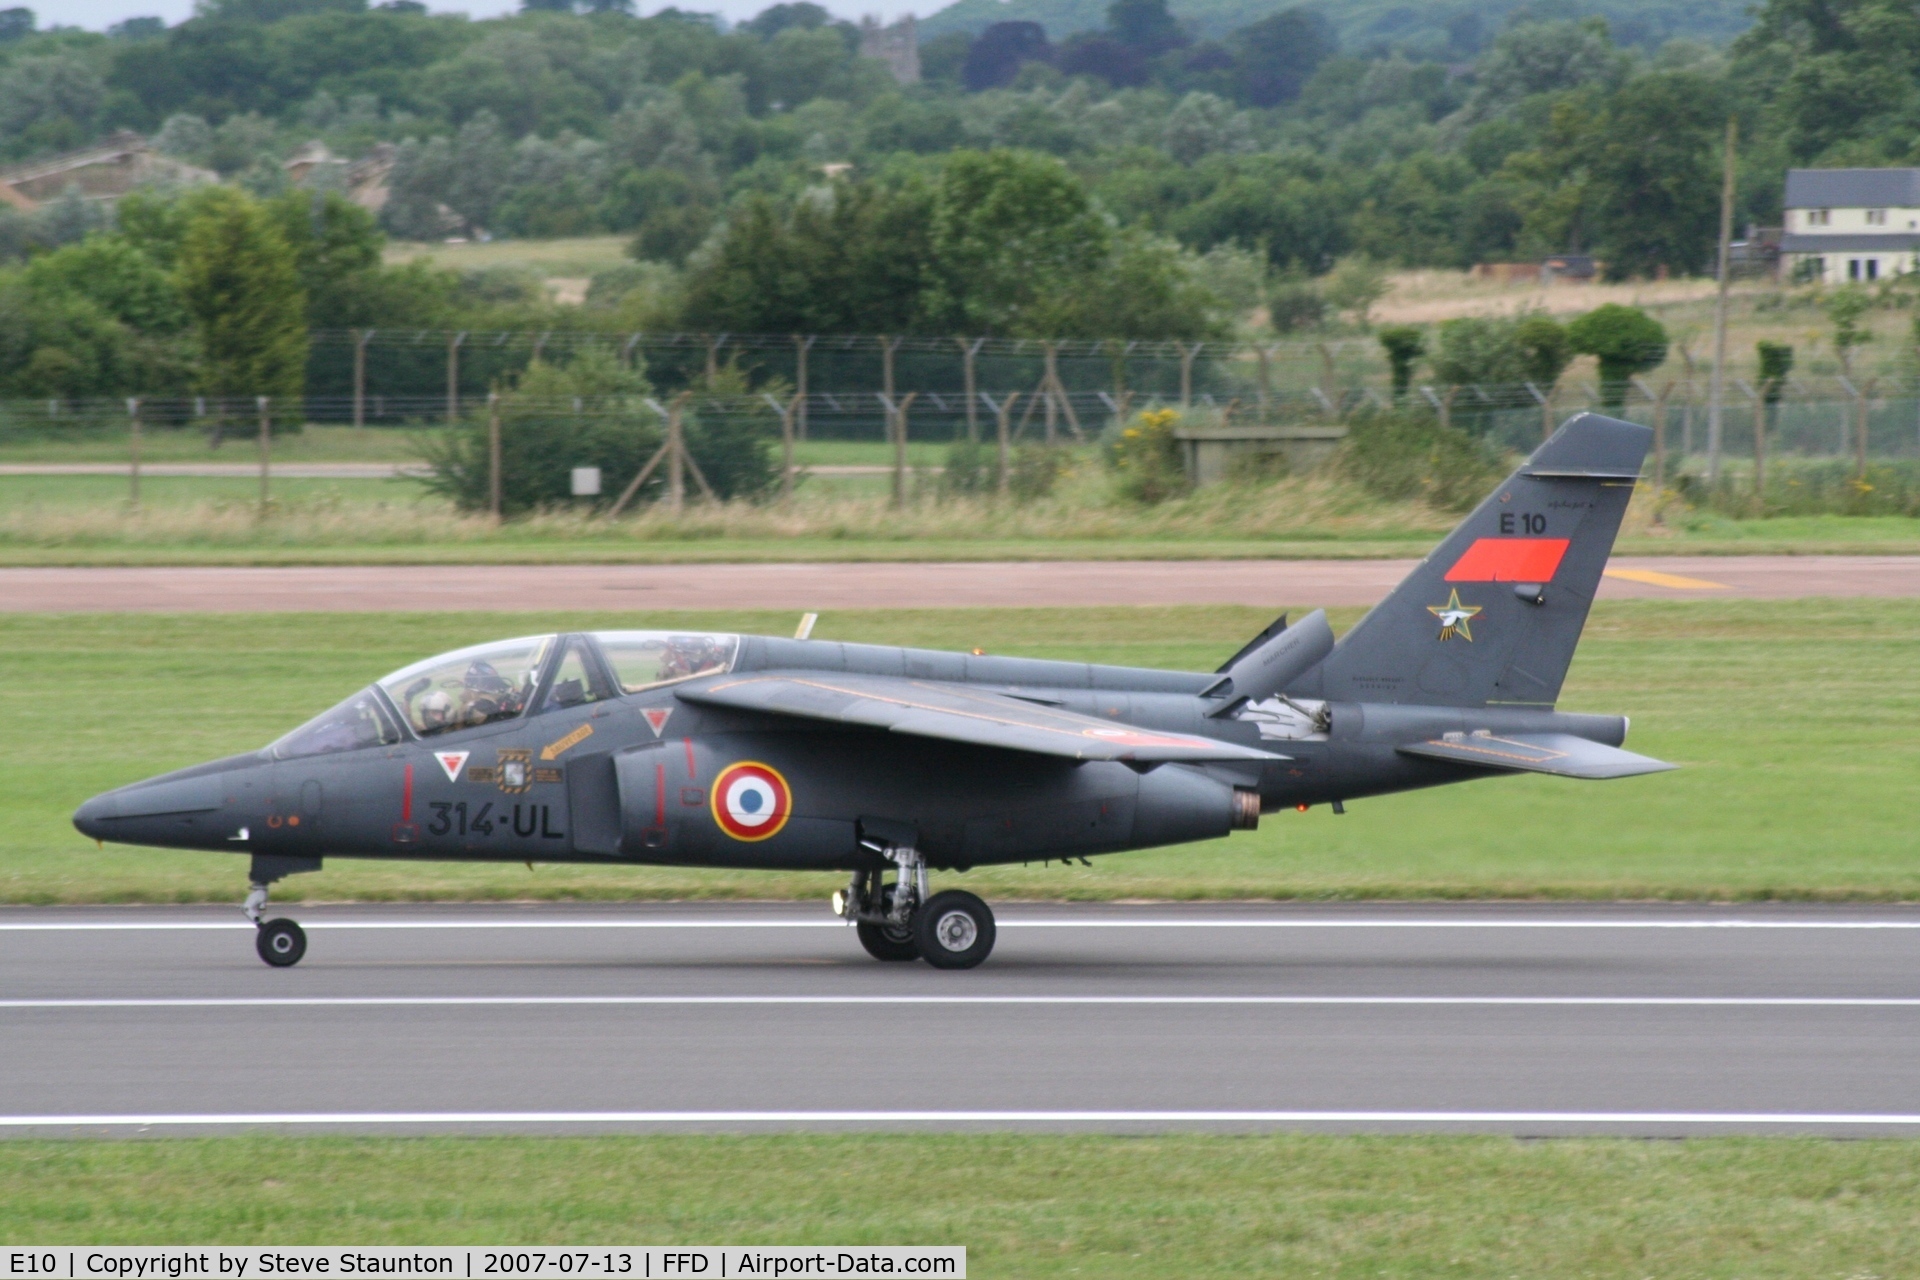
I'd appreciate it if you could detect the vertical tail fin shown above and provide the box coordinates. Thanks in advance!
[1294,413,1651,709]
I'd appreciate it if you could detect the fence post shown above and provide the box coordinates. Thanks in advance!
[446,331,466,425]
[764,393,798,501]
[792,335,815,441]
[353,328,374,428]
[1857,378,1875,479]
[705,334,727,388]
[958,337,985,442]
[487,391,502,523]
[623,332,643,369]
[1257,346,1272,422]
[991,392,1019,497]
[1178,342,1201,408]
[1754,378,1773,503]
[895,391,916,509]
[256,396,272,511]
[126,397,140,508]
[668,395,686,514]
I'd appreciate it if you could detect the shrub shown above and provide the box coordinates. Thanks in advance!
[941,436,993,496]
[1010,443,1070,500]
[417,350,661,518]
[1339,406,1504,512]
[1678,459,1920,518]
[1109,407,1188,504]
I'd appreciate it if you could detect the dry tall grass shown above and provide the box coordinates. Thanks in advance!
[0,462,1453,549]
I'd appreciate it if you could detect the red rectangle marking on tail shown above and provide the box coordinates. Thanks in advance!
[1445,537,1571,582]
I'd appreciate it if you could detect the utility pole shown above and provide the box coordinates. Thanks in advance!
[1707,117,1737,484]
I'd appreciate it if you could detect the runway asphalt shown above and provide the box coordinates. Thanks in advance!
[1,555,1916,611]
[5,901,1920,1137]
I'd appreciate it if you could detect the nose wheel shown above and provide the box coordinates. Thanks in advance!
[244,879,307,968]
[256,918,307,967]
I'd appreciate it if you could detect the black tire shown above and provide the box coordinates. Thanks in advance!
[856,885,920,961]
[914,890,995,970]
[256,918,307,968]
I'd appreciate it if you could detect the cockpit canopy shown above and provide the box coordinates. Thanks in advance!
[269,630,741,759]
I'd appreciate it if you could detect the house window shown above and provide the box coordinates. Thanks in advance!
[1867,209,1888,225]
[1808,208,1831,226]
[1849,259,1862,280]
[1868,258,1881,280]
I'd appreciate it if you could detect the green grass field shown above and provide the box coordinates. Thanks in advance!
[3,1134,1917,1276]
[10,599,1917,904]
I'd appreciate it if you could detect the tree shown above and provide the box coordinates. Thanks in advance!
[1822,286,1874,376]
[924,150,1110,335]
[1581,72,1723,278]
[1513,313,1572,388]
[1108,0,1186,56]
[963,22,1050,92]
[1232,8,1335,107]
[23,236,188,334]
[1377,325,1424,398]
[1321,255,1388,328]
[680,180,934,334]
[1567,303,1667,408]
[175,188,308,417]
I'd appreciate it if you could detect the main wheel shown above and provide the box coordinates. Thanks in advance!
[914,890,995,970]
[256,918,307,968]
[856,885,919,961]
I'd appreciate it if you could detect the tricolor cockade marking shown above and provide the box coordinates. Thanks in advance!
[1427,588,1482,642]
[710,761,792,843]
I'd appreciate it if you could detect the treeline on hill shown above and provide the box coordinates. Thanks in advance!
[1,0,1918,401]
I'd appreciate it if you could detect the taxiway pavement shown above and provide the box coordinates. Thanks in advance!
[5,901,1919,1136]
[0,555,1916,612]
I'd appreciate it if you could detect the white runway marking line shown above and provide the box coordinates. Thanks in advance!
[2,1111,1919,1128]
[6,995,1920,1010]
[5,918,1920,932]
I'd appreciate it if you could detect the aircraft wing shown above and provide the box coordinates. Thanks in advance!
[677,672,1285,763]
[1397,731,1674,780]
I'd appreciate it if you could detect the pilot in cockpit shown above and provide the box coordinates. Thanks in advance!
[406,660,528,733]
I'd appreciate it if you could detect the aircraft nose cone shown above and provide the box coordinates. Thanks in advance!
[72,792,116,840]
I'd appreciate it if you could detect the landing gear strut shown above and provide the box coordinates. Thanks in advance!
[834,847,996,969]
[243,854,320,968]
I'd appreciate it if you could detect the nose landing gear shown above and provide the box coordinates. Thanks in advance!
[242,854,320,968]
[834,847,996,969]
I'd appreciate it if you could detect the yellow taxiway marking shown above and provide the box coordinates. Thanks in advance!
[1604,567,1732,591]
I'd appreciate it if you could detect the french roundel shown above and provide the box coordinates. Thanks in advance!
[711,761,792,842]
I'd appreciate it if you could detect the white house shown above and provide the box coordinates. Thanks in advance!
[1782,168,1920,284]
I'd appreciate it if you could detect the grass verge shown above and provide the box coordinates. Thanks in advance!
[10,599,1918,904]
[3,1134,1918,1277]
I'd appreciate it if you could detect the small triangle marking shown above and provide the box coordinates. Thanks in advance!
[643,708,673,737]
[435,751,470,782]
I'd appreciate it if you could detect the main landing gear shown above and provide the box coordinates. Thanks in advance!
[834,847,997,970]
[244,880,307,968]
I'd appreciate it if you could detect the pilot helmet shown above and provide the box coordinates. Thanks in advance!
[420,688,455,729]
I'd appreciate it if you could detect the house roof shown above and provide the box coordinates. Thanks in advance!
[1784,168,1920,208]
[1781,232,1920,252]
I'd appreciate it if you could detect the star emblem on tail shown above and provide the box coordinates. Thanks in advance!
[1427,588,1482,642]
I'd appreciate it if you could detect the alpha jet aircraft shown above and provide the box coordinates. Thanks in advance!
[75,413,1672,970]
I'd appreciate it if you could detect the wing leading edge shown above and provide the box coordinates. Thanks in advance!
[1398,731,1673,779]
[678,672,1285,763]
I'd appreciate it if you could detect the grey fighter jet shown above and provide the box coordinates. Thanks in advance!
[74,413,1672,970]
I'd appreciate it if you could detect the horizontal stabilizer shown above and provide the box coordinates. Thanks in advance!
[1398,731,1674,780]
[680,671,1285,764]
[1203,608,1334,707]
